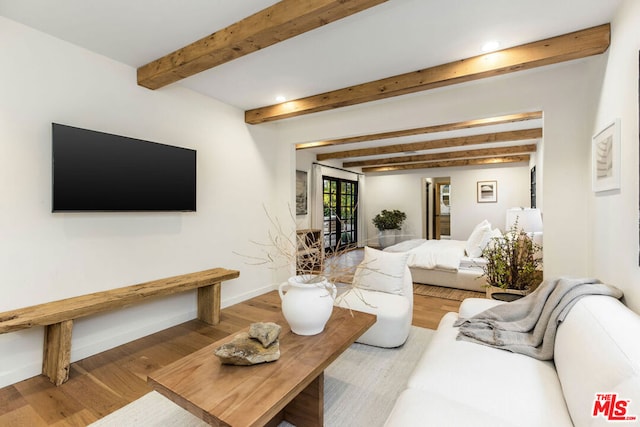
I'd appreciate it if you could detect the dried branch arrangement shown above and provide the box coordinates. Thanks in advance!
[238,206,359,282]
[236,206,382,309]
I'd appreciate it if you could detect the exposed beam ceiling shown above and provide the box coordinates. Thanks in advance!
[137,0,388,90]
[245,24,610,124]
[307,112,543,173]
[362,155,531,173]
[343,144,538,168]
[297,111,542,150]
[316,128,542,161]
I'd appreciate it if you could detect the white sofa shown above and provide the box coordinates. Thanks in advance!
[385,295,640,426]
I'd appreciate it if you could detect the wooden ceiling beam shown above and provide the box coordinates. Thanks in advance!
[362,155,530,173]
[317,128,542,161]
[297,111,542,150]
[246,24,610,124]
[137,0,388,90]
[343,144,537,168]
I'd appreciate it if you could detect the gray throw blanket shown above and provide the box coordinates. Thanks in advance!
[454,277,623,360]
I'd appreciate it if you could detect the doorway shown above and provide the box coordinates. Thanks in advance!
[322,176,358,252]
[424,177,451,240]
[435,181,451,239]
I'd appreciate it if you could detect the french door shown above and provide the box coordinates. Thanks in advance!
[322,176,358,252]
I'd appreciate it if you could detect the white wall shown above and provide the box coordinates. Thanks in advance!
[282,55,605,282]
[590,0,640,312]
[4,4,633,388]
[295,149,317,229]
[0,17,290,387]
[364,163,530,242]
[294,155,363,239]
[296,134,532,246]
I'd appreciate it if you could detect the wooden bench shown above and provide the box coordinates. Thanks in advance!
[0,267,239,386]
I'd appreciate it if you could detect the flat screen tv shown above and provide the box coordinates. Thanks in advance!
[52,123,196,212]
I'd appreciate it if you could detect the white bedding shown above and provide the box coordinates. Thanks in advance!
[459,256,486,270]
[384,238,487,291]
[384,239,467,271]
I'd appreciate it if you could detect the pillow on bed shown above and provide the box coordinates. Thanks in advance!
[465,220,492,257]
[353,246,409,295]
[485,227,503,250]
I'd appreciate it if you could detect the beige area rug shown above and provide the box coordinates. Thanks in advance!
[413,283,485,301]
[89,326,434,427]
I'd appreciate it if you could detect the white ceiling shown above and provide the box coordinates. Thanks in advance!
[0,0,622,111]
[0,0,622,169]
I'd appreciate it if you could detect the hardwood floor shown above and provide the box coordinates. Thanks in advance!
[0,290,461,426]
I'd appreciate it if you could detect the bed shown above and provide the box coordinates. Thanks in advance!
[383,220,496,292]
[384,238,487,292]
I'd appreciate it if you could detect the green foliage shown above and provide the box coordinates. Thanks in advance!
[482,221,542,291]
[372,209,407,231]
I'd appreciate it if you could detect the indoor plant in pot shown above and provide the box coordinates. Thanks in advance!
[372,209,407,248]
[481,220,543,300]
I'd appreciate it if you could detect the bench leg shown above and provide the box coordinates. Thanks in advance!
[197,282,221,325]
[42,320,73,386]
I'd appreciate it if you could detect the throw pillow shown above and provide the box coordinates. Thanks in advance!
[465,220,492,257]
[353,246,409,295]
[485,227,503,251]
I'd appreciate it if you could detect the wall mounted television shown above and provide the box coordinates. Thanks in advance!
[52,123,196,212]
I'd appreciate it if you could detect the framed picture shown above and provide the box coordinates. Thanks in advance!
[295,170,308,215]
[592,119,621,192]
[477,180,497,203]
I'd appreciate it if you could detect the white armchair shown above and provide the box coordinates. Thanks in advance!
[335,247,413,348]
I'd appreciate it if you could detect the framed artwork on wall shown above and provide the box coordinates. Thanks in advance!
[477,180,497,203]
[592,119,621,193]
[296,170,308,215]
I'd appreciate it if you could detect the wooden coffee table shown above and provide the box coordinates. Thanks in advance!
[148,307,376,427]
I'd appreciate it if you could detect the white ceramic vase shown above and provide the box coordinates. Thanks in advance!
[278,275,337,335]
[378,229,397,248]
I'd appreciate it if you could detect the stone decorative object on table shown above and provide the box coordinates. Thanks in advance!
[214,322,281,365]
[249,322,281,347]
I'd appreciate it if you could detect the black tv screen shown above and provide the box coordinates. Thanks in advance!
[52,123,196,212]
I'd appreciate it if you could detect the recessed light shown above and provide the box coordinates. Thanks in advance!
[275,95,287,103]
[481,41,500,53]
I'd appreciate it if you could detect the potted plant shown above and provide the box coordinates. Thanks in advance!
[372,209,406,248]
[481,220,542,300]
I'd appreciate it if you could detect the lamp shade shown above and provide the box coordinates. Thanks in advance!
[505,208,543,233]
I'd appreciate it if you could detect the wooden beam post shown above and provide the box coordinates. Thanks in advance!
[344,144,538,168]
[317,128,542,161]
[42,320,73,386]
[362,155,530,173]
[245,24,610,124]
[296,111,543,150]
[138,0,388,90]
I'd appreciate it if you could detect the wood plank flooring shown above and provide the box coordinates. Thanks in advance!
[0,290,462,426]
